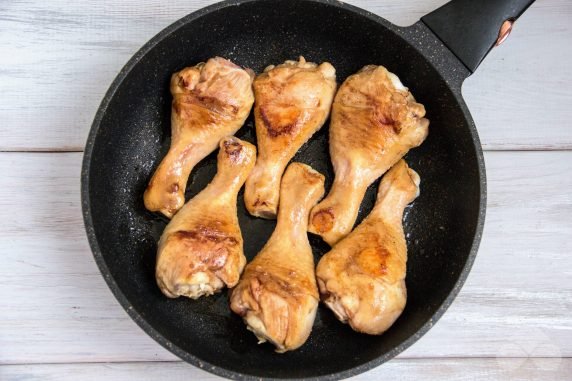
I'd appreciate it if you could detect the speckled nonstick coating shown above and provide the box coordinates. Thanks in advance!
[81,0,486,379]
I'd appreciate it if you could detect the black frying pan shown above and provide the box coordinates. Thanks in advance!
[81,0,534,379]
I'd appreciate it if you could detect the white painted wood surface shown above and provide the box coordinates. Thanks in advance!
[0,152,571,378]
[1,0,571,380]
[2,359,571,381]
[0,0,571,151]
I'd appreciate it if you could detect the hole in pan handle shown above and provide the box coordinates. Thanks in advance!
[421,0,535,73]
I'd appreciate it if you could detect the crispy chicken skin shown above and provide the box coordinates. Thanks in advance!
[144,57,255,218]
[230,163,325,352]
[308,65,428,245]
[155,137,256,299]
[244,57,336,219]
[316,160,419,335]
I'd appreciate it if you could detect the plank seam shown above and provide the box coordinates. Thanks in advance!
[2,357,571,366]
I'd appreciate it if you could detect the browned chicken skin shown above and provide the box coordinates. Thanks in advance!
[230,163,325,352]
[144,57,255,218]
[155,137,256,299]
[244,57,336,219]
[316,160,419,335]
[308,65,428,245]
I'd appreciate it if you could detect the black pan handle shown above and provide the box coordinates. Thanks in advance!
[421,0,535,73]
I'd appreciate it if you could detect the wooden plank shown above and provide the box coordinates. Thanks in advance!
[462,0,572,151]
[0,151,571,364]
[0,0,570,151]
[1,359,571,381]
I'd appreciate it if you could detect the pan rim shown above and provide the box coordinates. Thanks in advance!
[81,0,487,379]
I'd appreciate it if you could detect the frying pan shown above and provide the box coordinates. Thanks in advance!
[81,0,534,379]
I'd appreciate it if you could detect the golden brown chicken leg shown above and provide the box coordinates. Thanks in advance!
[244,57,336,219]
[230,163,325,352]
[316,160,419,335]
[156,137,256,299]
[144,57,255,218]
[308,65,428,245]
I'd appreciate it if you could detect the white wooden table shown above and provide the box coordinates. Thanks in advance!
[1,0,571,380]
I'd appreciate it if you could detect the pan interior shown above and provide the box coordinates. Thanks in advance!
[86,0,481,378]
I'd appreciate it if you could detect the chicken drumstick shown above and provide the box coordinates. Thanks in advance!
[244,57,336,219]
[230,162,325,352]
[156,137,256,299]
[144,57,255,218]
[308,65,428,245]
[316,160,419,335]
